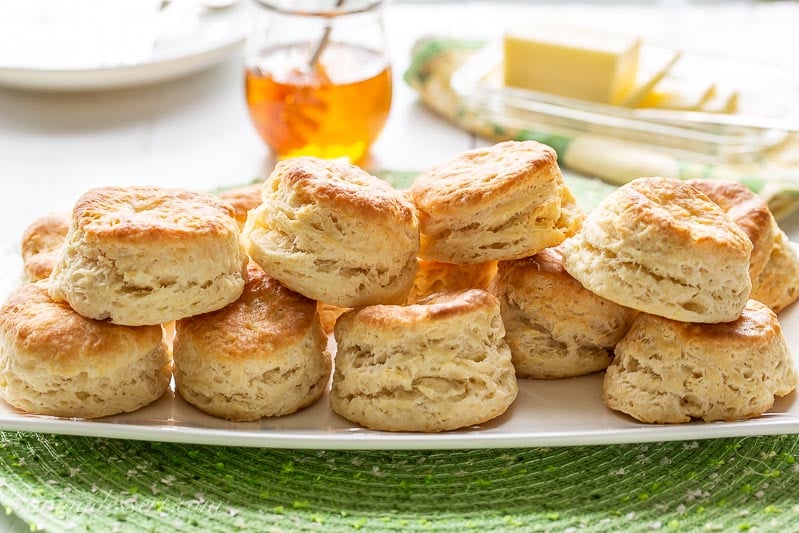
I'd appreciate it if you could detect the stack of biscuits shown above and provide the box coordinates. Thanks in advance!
[563,177,799,423]
[323,141,583,431]
[3,186,331,421]
[240,153,536,432]
[3,139,799,430]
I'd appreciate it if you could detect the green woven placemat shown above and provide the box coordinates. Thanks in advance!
[2,432,799,531]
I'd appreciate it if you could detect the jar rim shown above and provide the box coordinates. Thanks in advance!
[252,0,385,18]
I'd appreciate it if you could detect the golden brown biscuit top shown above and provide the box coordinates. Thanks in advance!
[73,186,239,241]
[408,260,498,304]
[219,184,263,228]
[176,262,317,360]
[415,259,497,281]
[21,213,70,281]
[268,157,416,223]
[495,247,567,282]
[686,179,775,264]
[622,177,752,255]
[21,213,69,254]
[339,288,498,330]
[411,141,558,212]
[529,247,566,275]
[0,282,162,373]
[635,300,780,347]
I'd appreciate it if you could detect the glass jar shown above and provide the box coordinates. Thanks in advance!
[245,0,392,163]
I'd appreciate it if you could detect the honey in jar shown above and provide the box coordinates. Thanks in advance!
[246,41,392,163]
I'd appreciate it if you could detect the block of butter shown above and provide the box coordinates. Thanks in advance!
[504,23,641,104]
[700,86,739,114]
[621,46,682,107]
[638,77,717,111]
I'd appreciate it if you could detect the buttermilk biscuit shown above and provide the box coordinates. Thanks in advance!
[562,177,752,323]
[330,289,518,432]
[0,282,170,418]
[317,302,350,335]
[411,141,584,264]
[49,186,248,326]
[406,259,498,304]
[604,300,798,424]
[21,213,69,282]
[686,179,799,312]
[686,179,776,282]
[491,247,637,379]
[244,157,419,307]
[174,263,331,421]
[219,183,263,230]
[752,228,799,312]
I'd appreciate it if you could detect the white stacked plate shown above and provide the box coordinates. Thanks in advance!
[0,0,248,91]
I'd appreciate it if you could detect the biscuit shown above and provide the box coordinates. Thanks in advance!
[411,141,584,264]
[162,321,176,352]
[491,247,636,379]
[562,177,752,323]
[686,179,776,283]
[0,282,170,418]
[330,289,517,432]
[219,183,263,230]
[604,300,798,424]
[317,302,350,335]
[752,227,799,313]
[49,186,249,326]
[20,213,69,282]
[174,263,331,421]
[244,157,420,307]
[406,259,497,304]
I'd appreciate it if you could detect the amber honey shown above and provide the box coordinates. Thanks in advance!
[246,42,392,162]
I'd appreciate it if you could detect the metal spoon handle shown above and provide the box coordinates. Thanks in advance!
[308,0,345,68]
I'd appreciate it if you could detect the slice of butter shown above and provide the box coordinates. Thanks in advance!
[620,46,682,107]
[504,24,641,104]
[637,77,716,111]
[699,86,739,114]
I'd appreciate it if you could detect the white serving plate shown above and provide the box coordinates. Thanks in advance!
[0,241,797,450]
[0,2,247,92]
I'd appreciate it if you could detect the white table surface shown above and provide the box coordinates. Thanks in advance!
[3,1,799,244]
[1,2,799,530]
